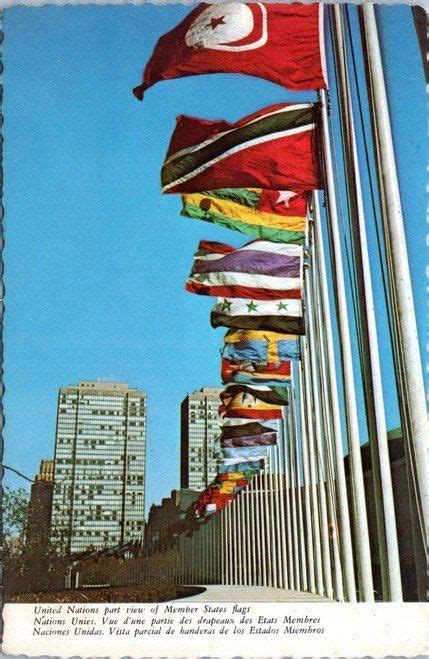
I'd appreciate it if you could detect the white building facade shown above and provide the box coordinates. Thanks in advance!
[180,387,222,491]
[51,381,146,553]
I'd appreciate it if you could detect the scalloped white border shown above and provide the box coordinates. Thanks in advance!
[0,0,428,9]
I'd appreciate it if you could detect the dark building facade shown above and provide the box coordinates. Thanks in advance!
[345,428,421,601]
[145,489,199,554]
[26,460,54,552]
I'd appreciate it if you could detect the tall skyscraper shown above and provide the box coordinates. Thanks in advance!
[51,381,146,553]
[180,387,222,491]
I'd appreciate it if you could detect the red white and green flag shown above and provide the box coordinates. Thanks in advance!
[211,297,304,335]
[161,103,323,193]
[133,3,327,100]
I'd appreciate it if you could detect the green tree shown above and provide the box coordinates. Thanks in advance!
[2,485,29,549]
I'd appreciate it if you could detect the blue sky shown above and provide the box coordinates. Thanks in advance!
[3,4,426,514]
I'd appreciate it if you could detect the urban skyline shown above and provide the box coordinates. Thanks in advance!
[20,379,225,554]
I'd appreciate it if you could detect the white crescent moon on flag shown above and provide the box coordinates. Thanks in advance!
[185,3,268,52]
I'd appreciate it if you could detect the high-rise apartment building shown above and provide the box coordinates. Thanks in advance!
[51,381,146,553]
[180,387,222,491]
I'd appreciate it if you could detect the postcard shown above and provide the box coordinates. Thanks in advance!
[1,1,428,656]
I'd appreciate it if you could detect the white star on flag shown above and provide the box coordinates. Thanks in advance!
[276,191,297,208]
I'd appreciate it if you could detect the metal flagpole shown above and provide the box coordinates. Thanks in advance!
[259,469,268,586]
[331,4,403,601]
[297,363,316,593]
[249,479,257,585]
[301,337,324,596]
[277,416,289,590]
[304,261,334,599]
[310,226,344,601]
[226,502,232,585]
[268,447,278,588]
[239,494,246,585]
[223,507,228,585]
[245,488,252,586]
[313,190,356,601]
[237,497,242,585]
[253,475,262,585]
[219,512,224,584]
[273,444,284,588]
[359,2,427,578]
[319,85,374,601]
[264,460,273,586]
[233,498,239,585]
[282,406,295,590]
[292,371,308,592]
[287,392,301,591]
[243,495,249,586]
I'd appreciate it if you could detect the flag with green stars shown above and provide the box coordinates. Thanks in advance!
[211,297,304,334]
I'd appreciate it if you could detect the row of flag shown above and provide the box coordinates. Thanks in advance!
[133,3,327,532]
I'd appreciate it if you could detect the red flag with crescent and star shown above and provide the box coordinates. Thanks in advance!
[133,3,327,100]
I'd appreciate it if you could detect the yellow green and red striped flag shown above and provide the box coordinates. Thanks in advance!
[181,187,309,245]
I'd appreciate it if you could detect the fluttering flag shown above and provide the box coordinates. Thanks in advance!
[216,471,247,481]
[221,383,289,406]
[161,103,323,193]
[221,432,277,448]
[218,459,264,474]
[133,3,327,100]
[220,445,270,461]
[218,416,278,428]
[219,389,283,419]
[186,239,303,300]
[223,328,301,362]
[220,420,275,438]
[217,481,236,495]
[193,485,235,515]
[181,188,309,244]
[221,357,292,387]
[212,297,304,334]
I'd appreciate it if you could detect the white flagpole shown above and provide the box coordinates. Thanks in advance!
[313,190,356,601]
[248,480,254,585]
[268,447,278,588]
[360,2,427,567]
[304,257,337,600]
[282,406,295,590]
[253,475,262,586]
[259,470,268,586]
[273,444,283,588]
[310,224,344,602]
[263,460,273,586]
[277,415,289,590]
[301,336,325,596]
[223,507,227,585]
[298,362,316,593]
[331,4,403,601]
[238,493,246,585]
[287,393,301,591]
[319,86,374,601]
[292,372,308,592]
